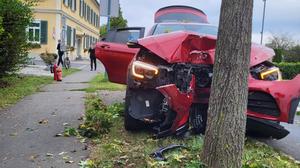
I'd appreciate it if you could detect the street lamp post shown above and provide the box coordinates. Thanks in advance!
[260,0,267,45]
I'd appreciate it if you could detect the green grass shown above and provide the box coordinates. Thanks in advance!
[0,75,52,109]
[0,68,80,109]
[81,73,125,92]
[297,111,300,116]
[84,102,300,168]
[62,68,80,77]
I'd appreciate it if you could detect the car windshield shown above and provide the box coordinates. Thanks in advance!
[153,24,218,36]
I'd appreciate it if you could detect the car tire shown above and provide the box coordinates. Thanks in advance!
[124,87,145,131]
[190,104,207,134]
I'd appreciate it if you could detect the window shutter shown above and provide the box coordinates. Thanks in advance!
[67,26,72,46]
[73,28,76,47]
[74,0,76,11]
[79,0,82,16]
[68,0,72,8]
[40,21,48,44]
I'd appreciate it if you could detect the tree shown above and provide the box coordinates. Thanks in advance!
[0,0,36,77]
[284,45,300,62]
[201,0,253,167]
[100,7,128,37]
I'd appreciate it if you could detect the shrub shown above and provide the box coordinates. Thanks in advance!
[0,0,35,77]
[274,62,300,79]
[40,52,57,66]
[28,43,41,49]
[284,45,300,62]
[81,94,124,137]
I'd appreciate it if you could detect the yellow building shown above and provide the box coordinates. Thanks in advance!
[28,0,100,60]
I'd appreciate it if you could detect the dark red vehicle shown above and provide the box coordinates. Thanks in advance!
[96,6,300,139]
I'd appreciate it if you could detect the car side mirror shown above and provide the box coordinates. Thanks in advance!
[127,40,140,48]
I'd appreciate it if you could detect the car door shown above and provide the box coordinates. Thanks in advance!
[96,27,145,84]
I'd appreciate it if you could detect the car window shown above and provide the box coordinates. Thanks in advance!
[112,30,141,44]
[153,24,218,36]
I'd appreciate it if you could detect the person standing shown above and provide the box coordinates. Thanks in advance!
[89,43,97,71]
[56,40,64,66]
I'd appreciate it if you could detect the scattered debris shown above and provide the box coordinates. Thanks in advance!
[150,144,187,161]
[71,150,77,153]
[9,132,18,136]
[51,112,56,116]
[65,160,74,164]
[28,154,39,162]
[58,152,67,156]
[54,133,63,137]
[38,119,48,125]
[63,123,70,126]
[25,128,35,132]
[46,153,53,157]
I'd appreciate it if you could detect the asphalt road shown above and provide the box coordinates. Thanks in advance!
[262,108,300,161]
[0,66,98,168]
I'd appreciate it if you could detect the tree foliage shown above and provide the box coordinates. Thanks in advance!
[266,34,300,63]
[100,7,128,37]
[0,0,36,77]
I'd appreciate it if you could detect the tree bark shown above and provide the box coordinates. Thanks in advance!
[201,0,253,168]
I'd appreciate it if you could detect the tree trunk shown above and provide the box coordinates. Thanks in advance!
[201,0,253,168]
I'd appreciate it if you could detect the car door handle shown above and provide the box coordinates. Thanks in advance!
[100,44,110,49]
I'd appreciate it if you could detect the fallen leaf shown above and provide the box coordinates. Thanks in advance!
[63,123,70,126]
[38,119,48,125]
[54,133,63,137]
[70,150,77,153]
[65,160,74,164]
[62,156,70,160]
[46,153,53,157]
[58,152,67,155]
[9,132,17,136]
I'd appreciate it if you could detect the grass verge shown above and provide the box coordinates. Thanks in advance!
[0,75,52,109]
[297,111,300,116]
[62,68,80,77]
[0,68,80,109]
[79,73,125,92]
[82,96,300,168]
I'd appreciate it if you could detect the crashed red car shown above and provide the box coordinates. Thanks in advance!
[96,6,300,139]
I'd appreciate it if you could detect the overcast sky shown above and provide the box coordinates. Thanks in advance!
[101,0,300,44]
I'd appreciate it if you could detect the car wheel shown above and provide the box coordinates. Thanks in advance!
[124,87,145,131]
[190,104,207,134]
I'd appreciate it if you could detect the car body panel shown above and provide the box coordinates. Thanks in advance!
[95,27,145,84]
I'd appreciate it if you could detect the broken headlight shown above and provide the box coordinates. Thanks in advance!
[260,67,282,81]
[132,61,159,79]
[251,63,282,81]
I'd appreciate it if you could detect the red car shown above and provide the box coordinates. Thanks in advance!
[96,6,300,139]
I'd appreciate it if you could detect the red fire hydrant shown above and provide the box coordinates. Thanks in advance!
[53,64,62,81]
[53,64,58,81]
[56,67,63,81]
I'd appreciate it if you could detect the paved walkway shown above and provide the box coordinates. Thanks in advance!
[0,66,101,168]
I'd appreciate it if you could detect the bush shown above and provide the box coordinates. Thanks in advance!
[274,62,300,79]
[81,94,124,137]
[284,45,300,62]
[0,0,35,78]
[28,43,41,49]
[40,52,57,66]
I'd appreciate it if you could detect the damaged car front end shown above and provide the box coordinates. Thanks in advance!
[123,32,300,139]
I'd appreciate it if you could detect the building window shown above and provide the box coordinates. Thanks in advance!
[63,0,68,6]
[80,0,83,16]
[72,0,76,11]
[27,20,48,44]
[27,21,41,43]
[87,6,90,22]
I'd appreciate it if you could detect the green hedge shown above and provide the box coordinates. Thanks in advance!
[274,62,300,79]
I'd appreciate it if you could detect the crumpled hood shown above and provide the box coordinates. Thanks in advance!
[138,31,274,66]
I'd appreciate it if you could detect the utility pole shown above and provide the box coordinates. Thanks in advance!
[260,0,267,45]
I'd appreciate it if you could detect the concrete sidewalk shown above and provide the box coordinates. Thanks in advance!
[0,65,100,168]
